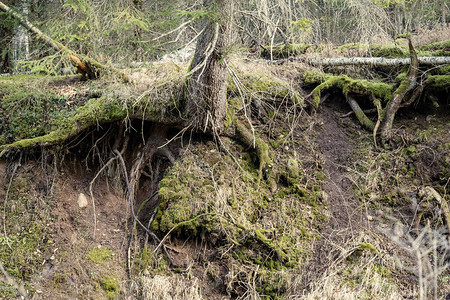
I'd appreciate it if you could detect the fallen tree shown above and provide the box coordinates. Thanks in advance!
[0,1,128,81]
[303,39,449,147]
[282,56,450,67]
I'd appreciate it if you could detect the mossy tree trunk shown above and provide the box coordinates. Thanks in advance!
[380,39,419,145]
[186,0,233,134]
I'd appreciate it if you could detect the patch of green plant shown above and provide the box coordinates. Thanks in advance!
[0,174,52,298]
[87,246,115,264]
[100,276,120,299]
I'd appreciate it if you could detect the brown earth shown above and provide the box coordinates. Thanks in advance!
[0,99,448,299]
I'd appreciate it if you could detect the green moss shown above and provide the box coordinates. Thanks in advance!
[87,246,115,264]
[337,43,368,53]
[418,40,450,56]
[152,157,217,234]
[316,172,325,181]
[302,70,329,85]
[358,242,377,254]
[354,108,375,130]
[286,157,300,184]
[427,75,450,89]
[303,72,392,109]
[369,44,408,58]
[0,71,186,154]
[100,276,120,299]
[235,119,273,182]
[0,174,51,292]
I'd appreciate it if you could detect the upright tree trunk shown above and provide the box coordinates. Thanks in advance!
[12,0,30,72]
[187,0,232,134]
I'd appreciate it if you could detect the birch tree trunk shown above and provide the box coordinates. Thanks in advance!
[187,0,233,134]
[286,56,450,66]
[12,0,30,72]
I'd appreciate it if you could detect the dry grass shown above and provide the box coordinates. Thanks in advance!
[141,274,203,300]
[412,24,450,46]
[291,234,406,300]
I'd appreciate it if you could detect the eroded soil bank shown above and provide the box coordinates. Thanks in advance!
[0,67,449,299]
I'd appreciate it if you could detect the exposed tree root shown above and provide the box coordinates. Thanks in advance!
[301,40,450,145]
[0,96,182,157]
[346,96,375,130]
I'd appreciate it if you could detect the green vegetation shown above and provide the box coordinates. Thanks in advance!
[302,70,392,108]
[87,246,115,264]
[100,276,120,299]
[0,174,53,298]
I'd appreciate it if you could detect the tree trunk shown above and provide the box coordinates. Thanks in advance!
[380,39,419,145]
[187,0,232,134]
[12,0,30,72]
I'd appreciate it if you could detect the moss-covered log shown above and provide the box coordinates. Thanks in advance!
[0,95,181,156]
[304,72,392,109]
[262,40,450,60]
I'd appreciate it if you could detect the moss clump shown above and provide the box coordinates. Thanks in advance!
[418,40,450,56]
[427,75,450,89]
[358,242,377,254]
[337,43,368,53]
[286,157,300,184]
[0,75,85,145]
[87,246,115,264]
[302,69,329,86]
[151,156,216,235]
[100,276,120,299]
[369,44,408,58]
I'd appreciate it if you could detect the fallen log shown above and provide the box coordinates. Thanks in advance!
[0,1,128,81]
[281,56,450,67]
